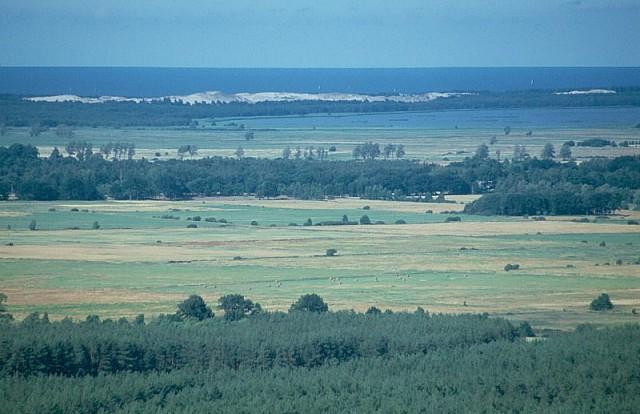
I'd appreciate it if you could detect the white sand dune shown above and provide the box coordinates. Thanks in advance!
[553,89,616,95]
[25,91,473,105]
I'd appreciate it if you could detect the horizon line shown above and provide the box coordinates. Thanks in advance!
[1,65,640,70]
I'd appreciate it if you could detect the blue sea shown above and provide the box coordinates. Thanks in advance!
[1,67,639,97]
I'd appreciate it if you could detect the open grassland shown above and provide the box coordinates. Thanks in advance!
[10,126,640,164]
[1,197,639,329]
[2,107,640,163]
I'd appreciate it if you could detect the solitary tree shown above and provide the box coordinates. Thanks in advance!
[218,294,261,321]
[126,143,136,160]
[513,144,528,161]
[383,144,396,159]
[516,321,535,337]
[352,145,362,160]
[365,306,381,315]
[235,146,244,159]
[541,143,555,160]
[395,144,405,159]
[304,146,315,160]
[282,146,291,159]
[49,147,62,160]
[560,143,572,160]
[28,220,37,231]
[29,124,46,137]
[177,295,214,320]
[504,126,511,135]
[289,294,329,313]
[65,141,93,161]
[177,144,198,159]
[99,143,113,159]
[475,143,489,159]
[359,215,371,225]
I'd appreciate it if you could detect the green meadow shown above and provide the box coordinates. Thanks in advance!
[2,107,639,163]
[1,197,639,329]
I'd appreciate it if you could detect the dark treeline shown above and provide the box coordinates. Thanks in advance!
[2,88,640,127]
[464,185,626,215]
[1,144,639,215]
[0,310,522,377]
[464,156,640,215]
[1,298,639,413]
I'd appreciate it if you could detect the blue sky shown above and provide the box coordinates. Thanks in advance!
[1,0,638,67]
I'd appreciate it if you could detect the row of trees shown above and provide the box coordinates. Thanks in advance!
[1,144,638,214]
[281,146,330,160]
[99,142,136,160]
[472,142,571,163]
[174,293,327,322]
[352,142,406,160]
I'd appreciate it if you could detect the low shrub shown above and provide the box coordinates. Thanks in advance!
[572,218,590,223]
[590,293,613,311]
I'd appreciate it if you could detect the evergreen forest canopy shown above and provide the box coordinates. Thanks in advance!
[1,144,639,216]
[1,88,640,127]
[1,293,639,413]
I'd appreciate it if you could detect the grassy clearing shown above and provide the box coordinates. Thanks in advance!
[0,198,639,329]
[2,110,639,164]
